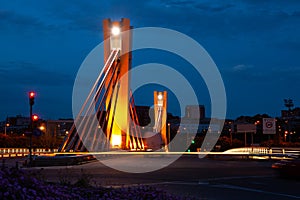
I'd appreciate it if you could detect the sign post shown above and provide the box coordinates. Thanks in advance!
[237,124,256,147]
[263,118,276,146]
[263,118,276,134]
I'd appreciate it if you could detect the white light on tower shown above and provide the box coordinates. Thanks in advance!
[158,94,163,100]
[111,26,120,36]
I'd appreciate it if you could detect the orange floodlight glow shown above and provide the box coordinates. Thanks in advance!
[111,134,121,147]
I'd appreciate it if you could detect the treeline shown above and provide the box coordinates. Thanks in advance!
[0,134,63,149]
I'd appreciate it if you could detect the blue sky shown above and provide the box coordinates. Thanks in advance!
[0,0,299,120]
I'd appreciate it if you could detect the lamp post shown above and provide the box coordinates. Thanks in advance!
[4,123,9,135]
[229,122,233,146]
[284,131,288,142]
[168,123,171,151]
[254,120,260,146]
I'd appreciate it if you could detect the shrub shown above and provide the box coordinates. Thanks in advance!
[0,167,193,200]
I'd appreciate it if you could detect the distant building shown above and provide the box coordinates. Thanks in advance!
[46,119,73,138]
[185,105,205,120]
[281,107,300,119]
[170,105,224,135]
[177,123,220,134]
[135,106,151,126]
[6,115,30,127]
[280,108,300,141]
[0,115,31,134]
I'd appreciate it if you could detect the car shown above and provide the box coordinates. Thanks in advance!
[272,158,300,179]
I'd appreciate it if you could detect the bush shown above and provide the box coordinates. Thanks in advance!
[0,167,193,200]
[231,138,244,148]
[216,136,231,151]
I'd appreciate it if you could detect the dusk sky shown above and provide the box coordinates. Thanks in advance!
[1,0,300,120]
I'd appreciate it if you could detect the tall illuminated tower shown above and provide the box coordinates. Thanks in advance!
[154,91,168,151]
[102,18,132,149]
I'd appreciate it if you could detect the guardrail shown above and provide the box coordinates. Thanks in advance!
[0,148,58,158]
[1,147,299,160]
[223,147,300,159]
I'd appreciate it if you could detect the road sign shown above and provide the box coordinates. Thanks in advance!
[237,124,256,133]
[263,118,276,134]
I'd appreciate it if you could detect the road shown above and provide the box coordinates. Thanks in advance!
[3,155,300,199]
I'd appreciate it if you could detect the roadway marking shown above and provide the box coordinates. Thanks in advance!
[107,175,273,188]
[107,182,173,188]
[213,184,300,199]
[198,175,274,183]
[108,175,300,199]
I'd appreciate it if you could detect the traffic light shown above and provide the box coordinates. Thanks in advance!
[32,114,39,122]
[191,140,195,144]
[29,91,35,106]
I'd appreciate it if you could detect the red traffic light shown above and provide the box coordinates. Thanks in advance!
[29,91,35,98]
[29,91,36,106]
[32,114,39,121]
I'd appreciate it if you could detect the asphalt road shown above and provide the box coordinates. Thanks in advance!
[3,156,300,199]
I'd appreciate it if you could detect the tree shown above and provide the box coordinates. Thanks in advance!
[284,98,294,111]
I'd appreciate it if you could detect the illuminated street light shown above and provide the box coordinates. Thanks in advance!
[167,123,171,150]
[111,26,120,36]
[39,126,45,131]
[4,123,9,136]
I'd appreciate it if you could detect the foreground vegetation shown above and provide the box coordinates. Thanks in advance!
[0,167,192,200]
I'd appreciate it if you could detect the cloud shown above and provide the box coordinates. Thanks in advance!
[1,1,298,42]
[0,61,73,87]
[270,67,300,82]
[195,2,234,12]
[0,10,58,33]
[223,64,300,85]
[162,0,196,7]
[232,64,253,72]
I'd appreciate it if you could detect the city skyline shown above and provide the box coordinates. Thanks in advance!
[0,1,300,120]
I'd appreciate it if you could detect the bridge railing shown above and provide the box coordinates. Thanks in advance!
[0,148,58,158]
[223,147,300,158]
[1,147,299,159]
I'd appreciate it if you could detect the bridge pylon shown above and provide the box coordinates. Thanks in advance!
[59,18,145,152]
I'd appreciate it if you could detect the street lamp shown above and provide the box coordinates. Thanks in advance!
[4,123,9,135]
[168,123,171,151]
[39,125,45,131]
[284,131,288,142]
[253,120,260,146]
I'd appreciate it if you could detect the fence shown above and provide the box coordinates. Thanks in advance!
[224,147,300,158]
[0,148,58,158]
